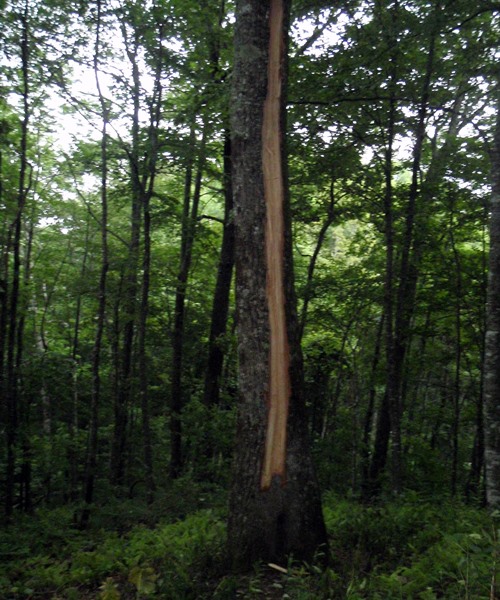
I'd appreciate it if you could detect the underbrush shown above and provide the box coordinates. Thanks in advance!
[0,489,497,599]
[323,492,497,599]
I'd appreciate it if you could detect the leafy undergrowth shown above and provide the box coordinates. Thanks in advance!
[1,488,498,599]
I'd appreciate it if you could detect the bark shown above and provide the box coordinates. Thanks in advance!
[484,73,500,508]
[228,0,327,569]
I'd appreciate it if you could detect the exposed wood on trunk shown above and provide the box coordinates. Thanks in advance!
[228,0,327,569]
[261,0,290,491]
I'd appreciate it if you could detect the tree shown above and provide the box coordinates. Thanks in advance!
[80,0,109,528]
[484,75,500,508]
[227,0,327,568]
[4,0,31,518]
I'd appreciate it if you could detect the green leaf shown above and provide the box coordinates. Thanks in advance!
[99,577,121,600]
[128,565,158,595]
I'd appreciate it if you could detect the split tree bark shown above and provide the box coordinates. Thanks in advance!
[227,0,327,569]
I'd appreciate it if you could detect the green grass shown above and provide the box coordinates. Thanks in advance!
[0,488,498,599]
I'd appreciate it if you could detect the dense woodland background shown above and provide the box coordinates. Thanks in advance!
[1,0,500,598]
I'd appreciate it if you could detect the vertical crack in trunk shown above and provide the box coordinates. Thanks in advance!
[261,0,290,490]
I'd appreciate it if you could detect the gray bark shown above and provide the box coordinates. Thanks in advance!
[227,0,327,569]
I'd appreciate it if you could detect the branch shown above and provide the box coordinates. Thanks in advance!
[197,214,224,224]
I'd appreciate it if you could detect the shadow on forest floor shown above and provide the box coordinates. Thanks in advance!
[0,484,497,599]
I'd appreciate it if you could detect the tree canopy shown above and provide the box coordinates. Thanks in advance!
[0,0,499,595]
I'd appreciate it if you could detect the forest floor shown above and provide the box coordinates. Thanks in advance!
[0,478,497,599]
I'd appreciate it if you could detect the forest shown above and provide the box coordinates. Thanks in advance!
[1,0,500,597]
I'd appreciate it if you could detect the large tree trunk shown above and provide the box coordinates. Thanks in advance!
[227,0,327,569]
[484,76,500,508]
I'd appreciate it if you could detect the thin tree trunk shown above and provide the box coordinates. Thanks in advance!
[202,133,235,411]
[375,12,397,498]
[5,0,30,517]
[0,147,7,407]
[449,206,462,496]
[169,123,207,478]
[18,216,35,513]
[483,74,500,508]
[361,312,385,500]
[366,392,391,498]
[110,30,142,486]
[137,23,164,501]
[80,0,109,527]
[138,191,155,500]
[68,217,90,502]
[384,6,438,494]
[319,317,354,440]
[466,217,488,501]
[299,179,336,341]
[430,374,449,450]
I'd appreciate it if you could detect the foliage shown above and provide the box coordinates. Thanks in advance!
[0,491,227,599]
[1,492,497,599]
[0,0,499,594]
